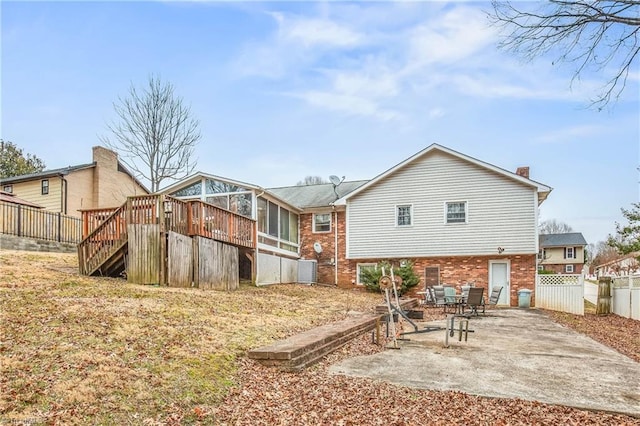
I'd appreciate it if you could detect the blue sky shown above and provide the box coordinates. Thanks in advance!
[1,1,638,246]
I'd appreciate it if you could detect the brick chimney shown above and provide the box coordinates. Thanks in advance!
[516,166,530,179]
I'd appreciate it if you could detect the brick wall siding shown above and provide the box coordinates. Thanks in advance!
[299,211,537,307]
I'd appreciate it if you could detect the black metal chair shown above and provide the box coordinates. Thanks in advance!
[463,287,485,316]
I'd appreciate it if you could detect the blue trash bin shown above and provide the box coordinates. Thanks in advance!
[518,289,532,308]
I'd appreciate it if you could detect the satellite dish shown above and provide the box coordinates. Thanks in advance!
[329,175,342,186]
[313,242,323,254]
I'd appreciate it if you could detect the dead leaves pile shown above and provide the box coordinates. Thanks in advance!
[544,310,640,363]
[213,333,638,425]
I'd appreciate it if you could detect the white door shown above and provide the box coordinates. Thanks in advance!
[489,260,510,305]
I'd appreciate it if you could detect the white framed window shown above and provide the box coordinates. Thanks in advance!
[313,213,331,233]
[565,247,575,259]
[445,201,467,223]
[357,263,377,285]
[537,265,544,271]
[396,204,412,226]
[565,264,574,273]
[3,185,12,193]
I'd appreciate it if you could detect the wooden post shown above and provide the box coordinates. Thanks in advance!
[596,277,612,315]
[17,205,22,237]
[159,196,166,286]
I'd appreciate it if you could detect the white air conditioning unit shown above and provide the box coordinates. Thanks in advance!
[298,259,317,284]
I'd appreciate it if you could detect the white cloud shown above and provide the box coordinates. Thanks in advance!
[272,12,363,48]
[332,72,399,98]
[428,108,445,119]
[292,90,400,121]
[406,6,497,70]
[535,124,608,144]
[233,2,611,122]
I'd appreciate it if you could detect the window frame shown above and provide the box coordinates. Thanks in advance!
[445,201,467,224]
[313,213,331,233]
[41,179,49,195]
[565,247,575,259]
[3,185,12,193]
[256,196,300,254]
[396,204,413,227]
[565,264,574,273]
[356,263,377,286]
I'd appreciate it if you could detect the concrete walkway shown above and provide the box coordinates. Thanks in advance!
[329,309,640,417]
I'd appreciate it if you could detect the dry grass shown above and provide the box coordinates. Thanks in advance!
[2,250,639,425]
[0,250,381,424]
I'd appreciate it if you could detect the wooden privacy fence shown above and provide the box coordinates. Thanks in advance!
[535,273,585,315]
[0,201,82,244]
[611,275,640,320]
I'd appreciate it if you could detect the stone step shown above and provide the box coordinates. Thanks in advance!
[248,313,383,371]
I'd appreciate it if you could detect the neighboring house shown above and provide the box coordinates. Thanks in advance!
[594,252,640,277]
[0,146,148,218]
[538,233,587,274]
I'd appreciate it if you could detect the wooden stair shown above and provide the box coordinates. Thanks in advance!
[93,242,127,277]
[248,314,383,371]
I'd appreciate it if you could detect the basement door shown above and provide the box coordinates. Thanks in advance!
[489,260,510,305]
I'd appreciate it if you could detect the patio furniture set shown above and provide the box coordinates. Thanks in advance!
[418,284,503,317]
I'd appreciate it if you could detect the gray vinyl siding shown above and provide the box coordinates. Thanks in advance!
[346,151,538,258]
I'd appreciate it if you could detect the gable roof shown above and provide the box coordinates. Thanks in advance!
[160,171,264,194]
[539,233,588,247]
[0,191,44,208]
[333,144,552,206]
[0,163,95,184]
[160,171,303,212]
[594,252,640,269]
[268,180,368,209]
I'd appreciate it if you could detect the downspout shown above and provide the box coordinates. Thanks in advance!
[60,174,68,214]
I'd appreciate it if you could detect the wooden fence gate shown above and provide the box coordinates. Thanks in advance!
[535,274,584,315]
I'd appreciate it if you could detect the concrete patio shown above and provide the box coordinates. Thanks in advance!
[329,308,640,417]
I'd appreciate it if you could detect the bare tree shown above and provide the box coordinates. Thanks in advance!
[539,219,574,234]
[489,1,640,109]
[296,176,328,186]
[591,239,621,266]
[102,76,201,192]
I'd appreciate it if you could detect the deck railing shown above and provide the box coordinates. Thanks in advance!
[0,201,82,244]
[78,204,128,275]
[78,194,256,276]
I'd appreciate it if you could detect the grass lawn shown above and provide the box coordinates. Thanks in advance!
[0,250,381,424]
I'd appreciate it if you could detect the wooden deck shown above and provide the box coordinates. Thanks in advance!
[78,194,256,279]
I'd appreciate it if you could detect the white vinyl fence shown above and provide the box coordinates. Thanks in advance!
[611,275,640,320]
[535,274,584,315]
